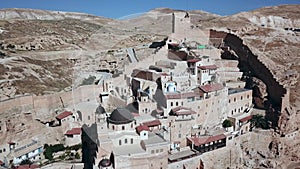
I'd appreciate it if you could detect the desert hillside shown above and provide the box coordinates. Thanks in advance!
[0,5,299,168]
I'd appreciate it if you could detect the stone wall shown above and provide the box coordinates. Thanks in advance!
[0,85,102,120]
[209,30,290,133]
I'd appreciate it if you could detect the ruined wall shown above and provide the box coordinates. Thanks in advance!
[209,30,289,132]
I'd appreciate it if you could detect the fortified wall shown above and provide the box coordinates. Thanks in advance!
[0,85,102,120]
[209,30,291,134]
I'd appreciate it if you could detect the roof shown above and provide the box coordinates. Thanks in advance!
[228,88,251,95]
[199,83,224,93]
[168,149,196,161]
[136,125,150,134]
[160,72,170,76]
[108,108,134,124]
[15,164,39,169]
[0,160,3,165]
[171,107,196,115]
[239,115,253,122]
[8,141,16,145]
[187,58,201,63]
[56,111,73,120]
[142,119,161,127]
[65,128,81,135]
[198,65,218,70]
[98,159,112,167]
[165,92,197,99]
[95,105,106,114]
[188,134,226,146]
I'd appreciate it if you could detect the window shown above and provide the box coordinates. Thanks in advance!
[88,116,90,120]
[3,148,5,152]
[247,95,249,99]
[119,140,122,146]
[144,133,147,136]
[178,133,181,138]
[176,102,178,106]
[229,99,231,103]
[171,102,173,106]
[160,149,163,152]
[122,126,125,130]
[156,149,159,153]
[234,98,236,102]
[125,139,127,144]
[112,125,115,130]
[181,102,183,106]
[241,96,243,100]
[131,138,133,144]
[0,150,2,153]
[151,150,154,154]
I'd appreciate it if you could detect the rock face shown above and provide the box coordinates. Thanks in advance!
[206,6,300,165]
[247,77,268,109]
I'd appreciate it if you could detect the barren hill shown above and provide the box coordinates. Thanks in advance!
[0,6,299,168]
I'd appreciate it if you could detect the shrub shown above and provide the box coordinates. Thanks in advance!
[222,119,233,128]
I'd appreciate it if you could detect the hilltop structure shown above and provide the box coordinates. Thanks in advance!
[80,12,254,169]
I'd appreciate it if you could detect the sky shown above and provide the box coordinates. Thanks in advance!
[0,0,299,19]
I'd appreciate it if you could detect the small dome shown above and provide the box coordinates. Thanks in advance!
[108,108,134,124]
[96,105,106,114]
[99,159,111,168]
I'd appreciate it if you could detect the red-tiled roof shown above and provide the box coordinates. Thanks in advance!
[198,65,218,70]
[0,160,3,165]
[65,128,81,135]
[171,107,196,115]
[239,115,253,122]
[188,134,226,146]
[165,92,197,99]
[187,58,201,63]
[131,113,140,117]
[160,72,170,76]
[142,119,161,127]
[199,83,224,93]
[136,125,150,134]
[56,111,73,120]
[8,141,15,145]
[15,164,39,169]
[169,43,179,46]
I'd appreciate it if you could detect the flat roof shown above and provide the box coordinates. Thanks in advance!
[113,144,146,156]
[143,133,168,146]
[168,149,196,161]
[228,88,251,95]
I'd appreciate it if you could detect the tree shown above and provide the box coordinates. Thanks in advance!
[222,119,233,128]
[75,152,80,159]
[250,114,269,130]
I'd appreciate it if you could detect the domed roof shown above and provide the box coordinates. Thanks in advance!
[96,105,106,114]
[108,108,134,124]
[98,158,111,167]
